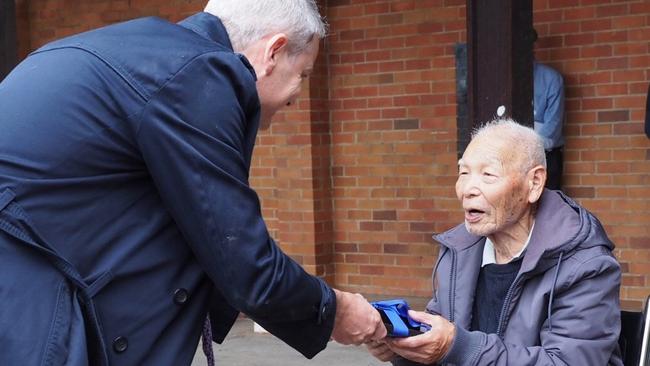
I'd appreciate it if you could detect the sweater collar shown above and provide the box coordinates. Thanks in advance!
[481,221,535,267]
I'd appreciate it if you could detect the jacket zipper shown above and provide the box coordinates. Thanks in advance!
[495,274,526,337]
[448,248,457,323]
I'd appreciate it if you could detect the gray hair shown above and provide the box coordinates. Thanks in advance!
[472,118,547,171]
[204,0,328,55]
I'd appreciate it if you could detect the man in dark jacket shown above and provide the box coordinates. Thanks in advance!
[367,119,623,365]
[0,1,385,365]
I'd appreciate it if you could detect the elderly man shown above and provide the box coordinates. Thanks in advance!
[0,1,384,365]
[368,119,622,365]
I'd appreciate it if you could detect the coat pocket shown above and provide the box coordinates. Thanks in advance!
[0,230,89,366]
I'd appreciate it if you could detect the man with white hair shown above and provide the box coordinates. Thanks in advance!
[0,1,385,365]
[367,119,623,365]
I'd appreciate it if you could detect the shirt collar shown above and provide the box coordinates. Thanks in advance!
[481,221,535,267]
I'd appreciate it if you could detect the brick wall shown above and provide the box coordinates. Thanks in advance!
[325,0,464,299]
[13,0,650,310]
[533,0,650,309]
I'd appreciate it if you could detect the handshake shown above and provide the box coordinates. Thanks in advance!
[331,290,455,364]
[330,290,429,344]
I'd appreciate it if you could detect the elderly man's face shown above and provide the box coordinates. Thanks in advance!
[455,134,533,237]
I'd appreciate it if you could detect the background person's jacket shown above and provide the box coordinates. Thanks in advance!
[394,190,623,365]
[0,12,335,365]
[533,62,565,151]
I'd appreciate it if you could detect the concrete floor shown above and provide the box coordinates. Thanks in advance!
[191,318,390,366]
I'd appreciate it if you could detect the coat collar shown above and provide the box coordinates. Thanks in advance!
[178,12,257,82]
[178,12,234,52]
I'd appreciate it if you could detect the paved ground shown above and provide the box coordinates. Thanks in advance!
[191,318,390,366]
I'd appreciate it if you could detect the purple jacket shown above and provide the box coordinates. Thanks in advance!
[397,190,623,365]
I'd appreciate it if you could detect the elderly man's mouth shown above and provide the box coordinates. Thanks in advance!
[464,209,485,223]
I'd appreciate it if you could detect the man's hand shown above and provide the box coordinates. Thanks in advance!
[331,289,387,345]
[385,310,455,364]
[366,340,396,362]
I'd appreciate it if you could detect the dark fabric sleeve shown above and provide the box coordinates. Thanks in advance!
[134,52,335,357]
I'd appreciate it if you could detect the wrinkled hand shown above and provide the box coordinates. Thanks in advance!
[385,310,456,364]
[366,340,396,362]
[331,289,387,345]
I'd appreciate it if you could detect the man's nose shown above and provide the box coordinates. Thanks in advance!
[459,175,481,198]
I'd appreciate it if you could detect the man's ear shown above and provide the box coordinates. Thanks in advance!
[527,165,546,203]
[262,33,289,76]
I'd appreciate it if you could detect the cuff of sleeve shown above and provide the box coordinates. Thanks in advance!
[317,278,336,326]
[439,325,485,365]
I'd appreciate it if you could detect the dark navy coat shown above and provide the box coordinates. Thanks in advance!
[0,12,335,365]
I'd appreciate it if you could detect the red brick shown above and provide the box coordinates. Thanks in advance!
[597,57,629,70]
[564,7,596,20]
[364,3,390,15]
[581,45,613,58]
[339,29,365,41]
[613,70,646,82]
[598,110,630,122]
[378,13,404,26]
[613,43,649,56]
[582,97,614,110]
[391,0,417,12]
[612,95,643,110]
[613,123,644,135]
[612,15,646,30]
[631,3,650,13]
[596,83,629,96]
[579,72,612,85]
[595,30,629,43]
[384,243,410,254]
[550,21,580,34]
[536,9,564,22]
[629,29,650,42]
[581,18,613,32]
[595,4,629,18]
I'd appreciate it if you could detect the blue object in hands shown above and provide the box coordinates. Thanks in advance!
[371,299,431,337]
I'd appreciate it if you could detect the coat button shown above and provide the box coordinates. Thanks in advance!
[113,336,128,353]
[174,288,189,305]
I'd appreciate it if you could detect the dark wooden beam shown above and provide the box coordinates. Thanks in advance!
[466,0,534,130]
[1,0,17,81]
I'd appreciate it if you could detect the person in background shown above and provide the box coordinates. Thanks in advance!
[531,28,565,190]
[366,118,622,365]
[0,1,385,365]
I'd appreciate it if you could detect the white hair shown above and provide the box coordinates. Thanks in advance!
[204,0,328,54]
[472,118,547,171]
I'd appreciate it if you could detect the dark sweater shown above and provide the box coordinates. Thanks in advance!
[471,258,523,334]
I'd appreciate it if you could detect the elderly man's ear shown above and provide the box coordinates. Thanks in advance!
[527,166,547,203]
